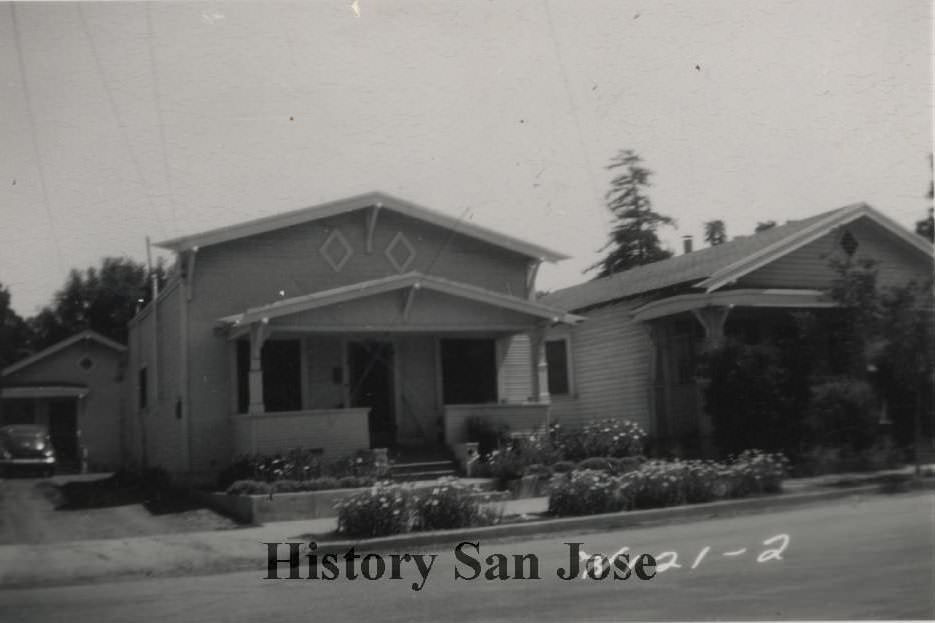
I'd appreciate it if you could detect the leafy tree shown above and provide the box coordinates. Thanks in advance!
[0,283,35,423]
[587,149,675,278]
[29,257,167,349]
[916,208,933,242]
[703,220,727,246]
[755,220,777,233]
[0,283,33,369]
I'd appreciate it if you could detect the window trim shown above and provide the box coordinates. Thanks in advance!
[545,336,574,397]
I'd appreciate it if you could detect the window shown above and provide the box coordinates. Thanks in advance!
[236,339,303,413]
[77,356,94,371]
[138,366,148,410]
[441,339,497,405]
[545,339,571,395]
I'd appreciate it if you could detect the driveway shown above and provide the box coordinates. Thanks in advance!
[0,474,237,545]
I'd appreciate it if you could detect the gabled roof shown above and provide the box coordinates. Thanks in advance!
[541,203,932,312]
[155,191,569,262]
[2,330,126,376]
[217,272,584,328]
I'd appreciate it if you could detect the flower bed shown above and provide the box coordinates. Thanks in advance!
[336,479,503,538]
[548,450,788,517]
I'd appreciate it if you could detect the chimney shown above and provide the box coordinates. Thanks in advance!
[682,235,693,254]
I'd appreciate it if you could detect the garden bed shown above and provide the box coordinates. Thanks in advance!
[193,480,505,524]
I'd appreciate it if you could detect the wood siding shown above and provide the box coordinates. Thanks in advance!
[738,216,930,290]
[231,409,369,458]
[546,301,653,432]
[497,334,533,403]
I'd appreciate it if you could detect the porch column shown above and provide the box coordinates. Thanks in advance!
[528,328,550,404]
[248,320,269,415]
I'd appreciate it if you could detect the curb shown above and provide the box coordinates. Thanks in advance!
[302,484,886,556]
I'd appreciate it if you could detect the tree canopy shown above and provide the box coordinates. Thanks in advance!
[703,220,727,246]
[587,149,675,278]
[28,256,167,351]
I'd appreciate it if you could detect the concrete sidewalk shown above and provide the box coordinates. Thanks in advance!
[0,467,926,590]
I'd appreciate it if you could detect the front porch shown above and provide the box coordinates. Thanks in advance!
[633,288,837,456]
[218,272,582,459]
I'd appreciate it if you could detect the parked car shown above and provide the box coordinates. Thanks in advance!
[0,425,56,477]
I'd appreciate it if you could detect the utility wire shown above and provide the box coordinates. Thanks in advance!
[10,3,64,272]
[76,4,169,240]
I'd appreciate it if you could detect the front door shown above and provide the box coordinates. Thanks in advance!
[48,398,79,463]
[348,341,396,448]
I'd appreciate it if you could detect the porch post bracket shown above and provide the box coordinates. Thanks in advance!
[365,203,382,254]
[691,305,731,351]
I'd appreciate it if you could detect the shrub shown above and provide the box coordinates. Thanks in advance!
[336,484,413,538]
[224,475,375,496]
[550,460,576,474]
[548,450,788,516]
[552,419,646,461]
[481,449,527,483]
[548,470,634,516]
[465,417,510,456]
[805,378,879,453]
[217,449,379,491]
[414,480,487,531]
[522,463,554,481]
[731,449,788,494]
[576,457,615,472]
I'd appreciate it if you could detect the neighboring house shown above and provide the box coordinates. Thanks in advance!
[541,203,932,455]
[125,192,580,481]
[1,330,127,470]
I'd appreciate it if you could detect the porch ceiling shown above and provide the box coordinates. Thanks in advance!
[630,288,836,322]
[216,272,584,336]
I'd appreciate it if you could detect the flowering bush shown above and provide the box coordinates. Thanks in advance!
[730,449,788,494]
[552,419,647,461]
[547,470,634,516]
[217,448,377,491]
[548,450,788,516]
[336,479,501,537]
[336,483,413,538]
[414,479,499,531]
[225,475,375,496]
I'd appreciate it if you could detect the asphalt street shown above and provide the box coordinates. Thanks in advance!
[0,490,932,621]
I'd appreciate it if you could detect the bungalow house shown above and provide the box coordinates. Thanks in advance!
[125,192,581,482]
[1,330,127,470]
[540,203,932,455]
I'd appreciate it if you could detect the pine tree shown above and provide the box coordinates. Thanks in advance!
[587,150,675,278]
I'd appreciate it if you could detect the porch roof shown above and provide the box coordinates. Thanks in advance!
[216,272,585,333]
[630,288,836,322]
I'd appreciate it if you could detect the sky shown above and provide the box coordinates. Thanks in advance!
[1,0,931,316]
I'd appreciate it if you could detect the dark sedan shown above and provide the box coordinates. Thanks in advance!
[0,424,56,477]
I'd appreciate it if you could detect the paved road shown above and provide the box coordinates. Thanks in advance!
[0,491,932,621]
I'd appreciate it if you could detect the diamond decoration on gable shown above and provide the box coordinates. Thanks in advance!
[320,229,353,271]
[385,232,416,273]
[840,230,858,256]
